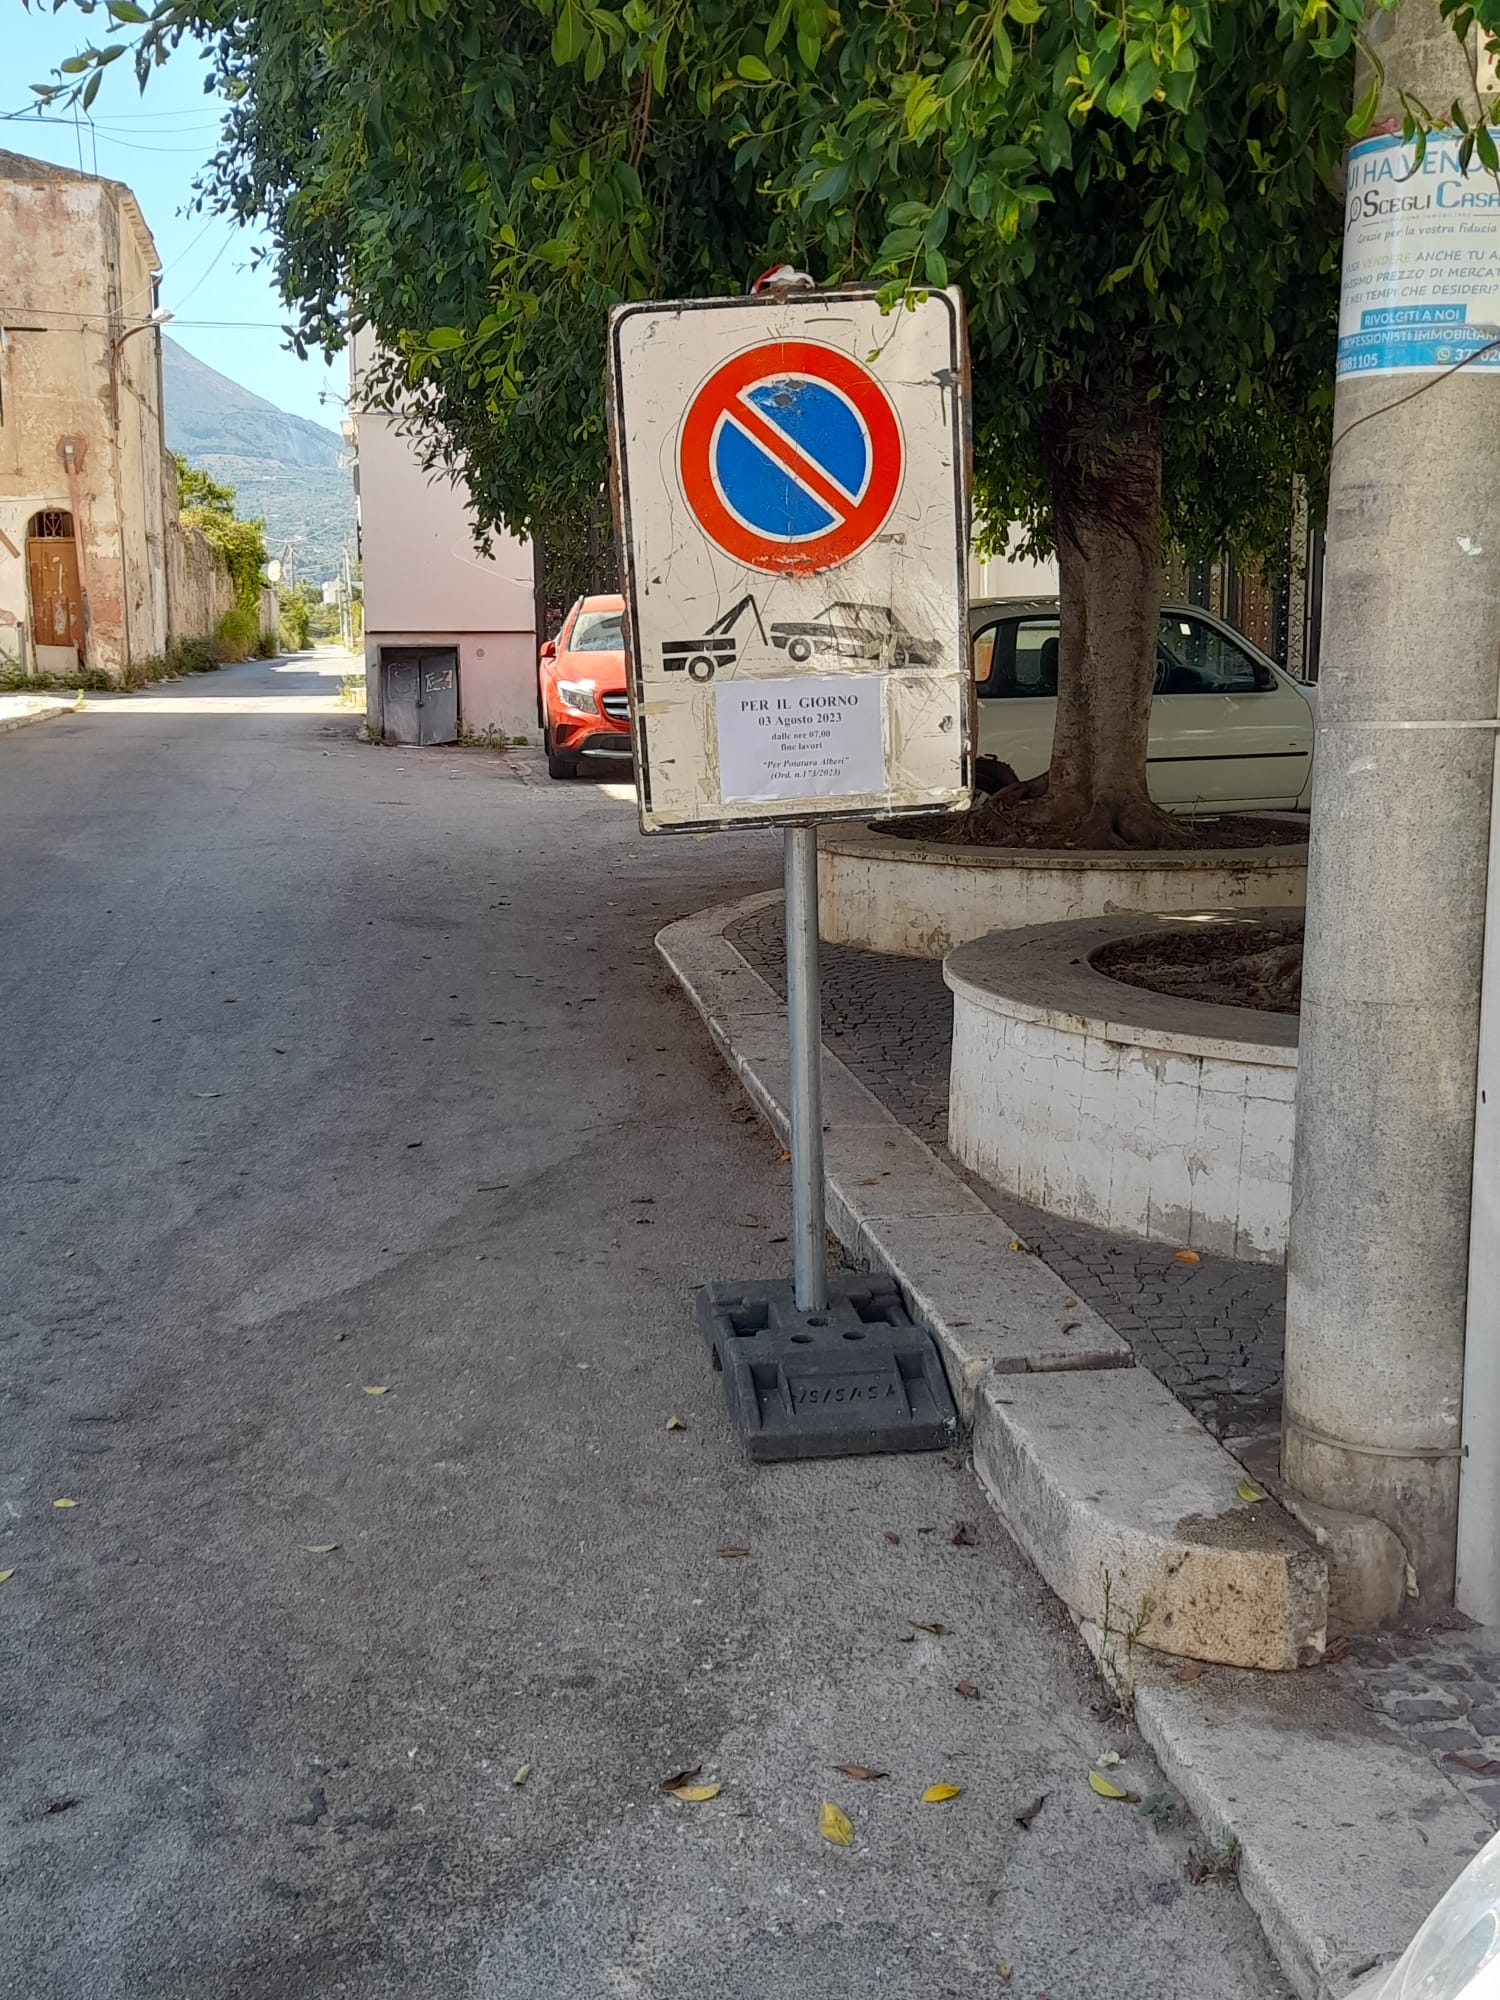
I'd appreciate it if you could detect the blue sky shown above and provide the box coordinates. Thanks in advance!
[3,4,341,428]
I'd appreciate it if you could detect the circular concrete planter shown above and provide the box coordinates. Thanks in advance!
[945,912,1299,1263]
[817,822,1307,960]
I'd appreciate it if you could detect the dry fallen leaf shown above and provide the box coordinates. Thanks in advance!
[659,1766,702,1793]
[922,1783,963,1804]
[1448,1752,1500,1776]
[1320,1636,1351,1665]
[998,1965,1012,1984]
[669,1783,722,1803]
[951,1523,977,1548]
[1008,1239,1027,1253]
[1236,1477,1268,1504]
[302,1543,340,1554]
[818,1800,854,1845]
[778,1148,791,1163]
[911,1621,950,1636]
[1088,1770,1141,1802]
[665,1416,686,1432]
[956,1681,980,1700]
[53,1498,78,1510]
[882,1531,901,1546]
[513,1764,531,1787]
[1014,1794,1046,1829]
[1177,1660,1206,1685]
[834,1764,887,1781]
[362,1385,390,1397]
[1174,1248,1201,1264]
[717,1546,750,1559]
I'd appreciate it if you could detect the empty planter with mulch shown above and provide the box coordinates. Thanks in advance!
[944,910,1301,1262]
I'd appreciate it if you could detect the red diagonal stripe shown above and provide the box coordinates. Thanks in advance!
[722,391,857,524]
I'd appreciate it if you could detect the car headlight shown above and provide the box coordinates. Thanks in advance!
[556,681,598,715]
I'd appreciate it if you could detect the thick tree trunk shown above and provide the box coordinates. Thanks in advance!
[972,381,1186,849]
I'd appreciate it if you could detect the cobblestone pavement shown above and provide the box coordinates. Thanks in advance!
[726,902,1500,1830]
[1345,1630,1500,1827]
[727,904,1285,1440]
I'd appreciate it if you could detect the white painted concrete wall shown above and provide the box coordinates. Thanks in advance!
[818,824,1308,959]
[969,529,1058,602]
[944,916,1299,1261]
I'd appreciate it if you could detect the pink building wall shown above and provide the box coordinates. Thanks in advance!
[352,358,537,740]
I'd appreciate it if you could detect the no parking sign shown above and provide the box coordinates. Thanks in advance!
[608,288,972,833]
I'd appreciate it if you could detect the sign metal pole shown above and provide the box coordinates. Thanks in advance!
[783,824,828,1313]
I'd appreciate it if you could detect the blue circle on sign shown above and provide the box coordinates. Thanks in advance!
[713,377,871,542]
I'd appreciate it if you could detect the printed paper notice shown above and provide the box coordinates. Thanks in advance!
[716,675,885,803]
[1339,130,1500,379]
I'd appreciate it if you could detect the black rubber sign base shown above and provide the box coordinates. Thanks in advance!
[696,1274,958,1462]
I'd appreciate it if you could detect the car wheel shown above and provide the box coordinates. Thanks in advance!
[787,637,812,663]
[544,725,580,780]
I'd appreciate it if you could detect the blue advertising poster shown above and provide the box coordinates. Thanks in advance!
[1338,130,1500,379]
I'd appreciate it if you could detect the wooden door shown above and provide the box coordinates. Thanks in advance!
[26,514,85,661]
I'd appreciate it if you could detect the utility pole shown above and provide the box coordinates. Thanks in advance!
[1283,3,1500,1601]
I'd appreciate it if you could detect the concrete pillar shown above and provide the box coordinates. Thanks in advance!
[1283,3,1500,1601]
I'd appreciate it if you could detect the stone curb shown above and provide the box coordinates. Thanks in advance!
[975,1369,1328,1673]
[0,697,76,735]
[657,891,1492,1999]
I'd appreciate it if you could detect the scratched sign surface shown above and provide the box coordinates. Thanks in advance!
[608,288,972,833]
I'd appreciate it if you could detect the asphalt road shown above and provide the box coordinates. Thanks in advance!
[0,654,1288,2000]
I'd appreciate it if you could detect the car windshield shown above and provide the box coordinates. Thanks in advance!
[570,610,624,652]
[822,603,892,628]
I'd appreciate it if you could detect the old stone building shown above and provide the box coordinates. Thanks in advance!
[0,150,229,682]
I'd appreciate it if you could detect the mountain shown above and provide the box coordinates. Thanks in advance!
[161,337,356,588]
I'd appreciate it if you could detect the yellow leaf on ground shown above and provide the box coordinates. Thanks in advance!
[922,1783,962,1803]
[513,1764,531,1787]
[1174,1248,1201,1264]
[1237,1478,1268,1504]
[818,1800,854,1845]
[669,1783,721,1803]
[665,1416,686,1432]
[999,1967,1012,1985]
[53,1498,77,1509]
[1088,1770,1140,1801]
[302,1543,339,1554]
[362,1385,390,1396]
[0,1569,13,1583]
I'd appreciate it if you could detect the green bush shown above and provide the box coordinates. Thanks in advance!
[172,637,220,675]
[255,628,279,658]
[119,653,170,691]
[278,587,311,652]
[0,665,113,692]
[215,606,260,662]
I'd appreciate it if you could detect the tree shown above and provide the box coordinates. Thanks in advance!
[175,454,268,614]
[46,0,1492,842]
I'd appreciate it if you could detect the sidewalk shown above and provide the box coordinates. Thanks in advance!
[729,902,1286,1442]
[662,890,1499,2000]
[0,691,75,734]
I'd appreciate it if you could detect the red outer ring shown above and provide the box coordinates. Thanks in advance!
[677,340,903,575]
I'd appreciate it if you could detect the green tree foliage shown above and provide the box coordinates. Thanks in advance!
[51,0,1492,839]
[174,454,268,616]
